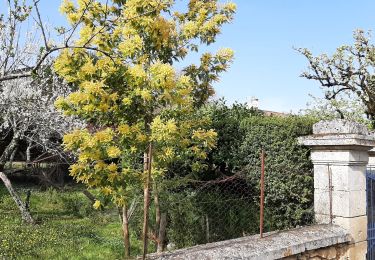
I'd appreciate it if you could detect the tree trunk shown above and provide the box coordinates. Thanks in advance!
[142,143,152,260]
[25,190,31,210]
[0,172,34,224]
[0,132,34,224]
[157,213,167,253]
[9,147,17,168]
[0,132,20,170]
[122,204,131,258]
[154,182,161,247]
[26,142,31,164]
[25,141,33,168]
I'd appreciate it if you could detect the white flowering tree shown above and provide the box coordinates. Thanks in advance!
[297,30,375,127]
[0,0,86,223]
[0,67,84,224]
[302,92,369,125]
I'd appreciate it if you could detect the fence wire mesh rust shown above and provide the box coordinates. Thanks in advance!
[134,147,314,256]
[144,173,259,252]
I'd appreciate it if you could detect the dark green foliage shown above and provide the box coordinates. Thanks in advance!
[203,101,315,229]
[205,100,262,175]
[156,180,260,249]
[238,115,315,229]
[158,101,315,248]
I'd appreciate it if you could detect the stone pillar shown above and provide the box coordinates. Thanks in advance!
[299,120,375,258]
[369,148,375,169]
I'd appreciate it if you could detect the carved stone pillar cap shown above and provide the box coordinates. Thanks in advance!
[298,119,375,149]
[313,119,369,135]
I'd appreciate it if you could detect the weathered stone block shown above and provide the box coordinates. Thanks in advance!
[333,216,367,243]
[332,190,366,218]
[313,120,369,135]
[149,225,351,260]
[331,165,366,191]
[315,213,331,225]
[311,150,369,165]
[315,189,366,218]
[314,189,330,216]
[342,240,367,259]
[313,164,366,191]
[308,246,337,259]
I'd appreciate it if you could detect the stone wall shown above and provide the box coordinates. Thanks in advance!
[298,119,375,258]
[285,243,370,260]
[149,120,374,259]
[284,244,349,260]
[149,225,351,260]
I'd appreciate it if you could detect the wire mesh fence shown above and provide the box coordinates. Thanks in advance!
[155,173,257,250]
[122,173,263,256]
[118,153,314,258]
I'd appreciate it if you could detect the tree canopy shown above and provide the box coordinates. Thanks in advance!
[298,30,375,126]
[54,0,236,257]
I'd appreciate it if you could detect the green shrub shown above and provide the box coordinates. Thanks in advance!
[204,100,262,175]
[161,102,315,248]
[60,193,94,217]
[238,115,315,229]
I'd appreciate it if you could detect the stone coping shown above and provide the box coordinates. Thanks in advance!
[298,134,375,148]
[313,120,369,135]
[148,225,350,260]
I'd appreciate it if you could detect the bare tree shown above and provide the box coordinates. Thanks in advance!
[297,29,375,126]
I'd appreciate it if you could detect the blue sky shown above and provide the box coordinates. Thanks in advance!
[23,1,375,112]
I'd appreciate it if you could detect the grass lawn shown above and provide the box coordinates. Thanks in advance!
[0,183,140,259]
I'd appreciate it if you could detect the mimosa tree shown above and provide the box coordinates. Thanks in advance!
[54,0,236,257]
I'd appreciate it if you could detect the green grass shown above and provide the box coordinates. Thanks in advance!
[0,183,135,259]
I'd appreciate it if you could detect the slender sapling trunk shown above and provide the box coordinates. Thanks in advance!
[142,143,152,260]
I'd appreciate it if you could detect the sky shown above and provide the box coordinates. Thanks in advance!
[10,0,375,112]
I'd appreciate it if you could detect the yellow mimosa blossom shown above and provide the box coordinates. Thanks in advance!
[94,161,107,171]
[80,59,96,75]
[102,187,113,195]
[107,146,121,158]
[93,200,101,209]
[122,97,132,106]
[55,0,235,217]
[118,124,131,135]
[107,163,117,172]
[94,129,113,143]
